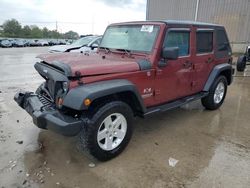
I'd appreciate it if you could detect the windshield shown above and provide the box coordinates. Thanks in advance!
[72,36,96,46]
[100,25,159,52]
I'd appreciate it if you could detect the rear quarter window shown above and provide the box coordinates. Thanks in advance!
[215,29,232,58]
[216,29,230,51]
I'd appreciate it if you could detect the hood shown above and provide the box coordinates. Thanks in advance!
[49,44,82,52]
[37,53,140,77]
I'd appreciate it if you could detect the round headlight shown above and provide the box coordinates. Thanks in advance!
[62,82,68,92]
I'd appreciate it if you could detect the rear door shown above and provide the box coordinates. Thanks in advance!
[192,29,215,92]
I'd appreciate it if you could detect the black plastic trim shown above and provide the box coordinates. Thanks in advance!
[14,91,82,136]
[63,79,146,112]
[136,59,152,70]
[144,92,208,116]
[203,63,233,91]
[35,62,69,82]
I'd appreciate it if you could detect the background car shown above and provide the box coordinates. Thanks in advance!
[28,39,39,46]
[13,39,25,47]
[49,36,102,53]
[37,39,49,46]
[58,39,66,45]
[70,36,102,53]
[0,39,12,47]
[23,39,30,47]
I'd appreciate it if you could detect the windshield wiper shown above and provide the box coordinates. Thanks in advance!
[99,46,110,54]
[115,48,131,57]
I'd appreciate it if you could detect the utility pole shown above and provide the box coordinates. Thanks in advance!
[91,15,95,34]
[56,21,58,32]
[195,0,200,21]
[56,21,58,39]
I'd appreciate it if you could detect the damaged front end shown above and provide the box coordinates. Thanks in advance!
[14,92,44,115]
[14,61,83,136]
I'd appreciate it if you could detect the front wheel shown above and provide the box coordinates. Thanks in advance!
[201,76,227,110]
[79,101,134,161]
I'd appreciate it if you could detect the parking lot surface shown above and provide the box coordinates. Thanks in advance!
[0,47,250,188]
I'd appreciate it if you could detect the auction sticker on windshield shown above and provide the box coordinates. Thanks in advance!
[141,25,154,33]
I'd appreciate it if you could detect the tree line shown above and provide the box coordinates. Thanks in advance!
[0,19,79,39]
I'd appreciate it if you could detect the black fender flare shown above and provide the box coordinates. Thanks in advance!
[63,79,146,112]
[203,63,233,91]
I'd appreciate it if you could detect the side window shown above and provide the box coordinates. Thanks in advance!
[164,31,190,56]
[216,29,229,51]
[95,38,101,45]
[92,38,101,46]
[196,31,213,54]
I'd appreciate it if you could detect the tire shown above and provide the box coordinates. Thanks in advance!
[201,76,227,110]
[79,101,134,161]
[236,55,246,72]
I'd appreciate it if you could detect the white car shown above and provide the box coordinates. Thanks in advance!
[49,36,102,53]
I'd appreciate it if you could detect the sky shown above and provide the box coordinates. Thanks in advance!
[0,0,147,35]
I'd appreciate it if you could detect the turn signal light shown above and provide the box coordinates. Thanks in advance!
[57,98,64,107]
[84,98,91,106]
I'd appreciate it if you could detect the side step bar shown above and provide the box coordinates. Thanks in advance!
[144,92,208,116]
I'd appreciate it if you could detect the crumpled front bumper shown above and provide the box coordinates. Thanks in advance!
[14,91,83,136]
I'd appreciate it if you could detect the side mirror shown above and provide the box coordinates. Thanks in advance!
[91,43,98,50]
[162,47,179,60]
[158,60,167,67]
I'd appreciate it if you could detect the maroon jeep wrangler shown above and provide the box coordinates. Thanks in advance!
[15,20,233,161]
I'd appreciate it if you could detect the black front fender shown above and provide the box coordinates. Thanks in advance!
[63,79,146,112]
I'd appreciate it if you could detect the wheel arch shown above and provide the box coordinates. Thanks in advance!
[220,69,232,85]
[88,91,145,117]
[203,63,233,91]
[63,79,146,115]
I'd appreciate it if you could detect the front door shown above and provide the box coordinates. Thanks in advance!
[154,28,194,104]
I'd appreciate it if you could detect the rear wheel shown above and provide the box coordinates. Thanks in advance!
[201,76,227,110]
[236,55,246,72]
[79,101,134,161]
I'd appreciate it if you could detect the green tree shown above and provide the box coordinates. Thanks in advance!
[64,30,79,39]
[42,27,49,38]
[0,25,3,37]
[48,30,61,39]
[2,19,22,37]
[22,25,31,38]
[30,25,43,38]
[1,18,80,39]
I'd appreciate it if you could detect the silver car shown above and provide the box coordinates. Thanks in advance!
[49,36,102,53]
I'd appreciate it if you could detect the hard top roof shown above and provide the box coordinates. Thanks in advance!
[163,20,222,27]
[111,20,223,27]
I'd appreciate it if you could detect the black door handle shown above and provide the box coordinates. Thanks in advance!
[206,57,214,63]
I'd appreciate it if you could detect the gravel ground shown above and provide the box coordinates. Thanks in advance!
[0,47,250,188]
